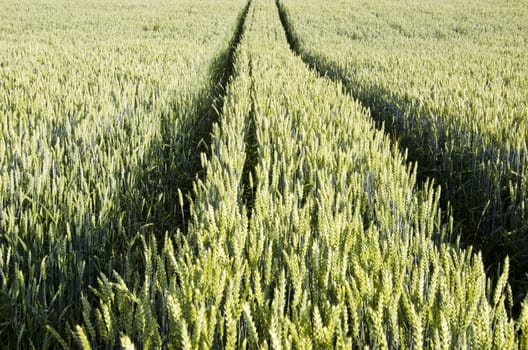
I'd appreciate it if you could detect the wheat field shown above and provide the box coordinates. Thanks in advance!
[1,0,527,348]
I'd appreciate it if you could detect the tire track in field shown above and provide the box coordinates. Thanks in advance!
[242,55,258,221]
[166,0,252,235]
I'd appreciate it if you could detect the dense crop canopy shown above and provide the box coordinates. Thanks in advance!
[1,0,528,348]
[280,0,528,308]
[0,0,246,347]
[78,0,525,348]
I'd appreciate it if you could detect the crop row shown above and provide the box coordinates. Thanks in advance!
[76,0,526,348]
[278,0,528,306]
[0,0,246,347]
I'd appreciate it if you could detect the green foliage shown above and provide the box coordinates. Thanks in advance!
[1,0,525,348]
[0,0,246,347]
[279,0,528,299]
[79,0,521,348]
